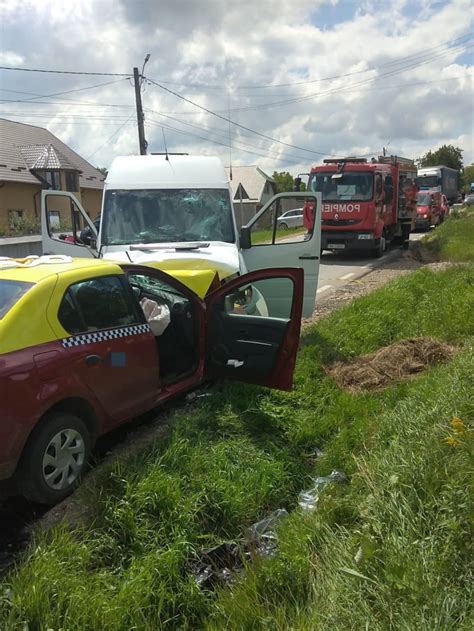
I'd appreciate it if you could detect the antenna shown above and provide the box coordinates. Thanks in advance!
[162,128,169,161]
[228,88,232,180]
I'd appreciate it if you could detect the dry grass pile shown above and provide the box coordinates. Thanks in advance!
[326,337,456,391]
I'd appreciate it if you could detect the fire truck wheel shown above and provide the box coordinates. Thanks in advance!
[370,233,386,258]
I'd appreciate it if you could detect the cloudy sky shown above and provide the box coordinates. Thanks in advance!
[0,0,472,176]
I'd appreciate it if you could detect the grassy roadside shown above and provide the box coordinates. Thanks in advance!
[420,206,474,262]
[252,226,306,244]
[1,264,473,629]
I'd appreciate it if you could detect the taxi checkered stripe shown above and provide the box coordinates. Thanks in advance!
[61,323,151,348]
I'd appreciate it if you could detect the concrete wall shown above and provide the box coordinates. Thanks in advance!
[0,235,42,257]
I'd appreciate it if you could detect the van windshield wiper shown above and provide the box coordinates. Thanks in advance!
[129,241,210,251]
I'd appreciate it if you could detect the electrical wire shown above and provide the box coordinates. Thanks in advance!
[86,116,134,160]
[0,78,129,104]
[0,66,131,77]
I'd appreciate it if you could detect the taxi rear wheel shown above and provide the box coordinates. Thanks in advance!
[18,413,91,505]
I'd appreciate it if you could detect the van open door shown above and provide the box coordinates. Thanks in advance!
[41,190,98,258]
[239,192,321,318]
[205,267,303,390]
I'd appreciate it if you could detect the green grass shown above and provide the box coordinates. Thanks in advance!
[421,206,474,261]
[252,226,306,244]
[1,265,473,629]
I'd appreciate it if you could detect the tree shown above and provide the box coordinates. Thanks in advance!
[272,171,306,193]
[272,171,294,193]
[462,164,474,194]
[417,144,463,171]
[96,166,108,177]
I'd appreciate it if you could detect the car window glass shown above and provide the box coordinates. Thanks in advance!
[58,290,84,334]
[128,273,190,312]
[0,280,34,319]
[64,276,139,332]
[222,277,294,320]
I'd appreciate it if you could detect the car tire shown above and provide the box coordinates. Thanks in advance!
[278,222,289,230]
[18,413,91,505]
[370,233,386,258]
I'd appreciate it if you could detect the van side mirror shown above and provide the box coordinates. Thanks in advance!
[293,177,302,192]
[240,225,251,249]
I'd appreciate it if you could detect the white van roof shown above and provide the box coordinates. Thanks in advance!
[105,154,230,189]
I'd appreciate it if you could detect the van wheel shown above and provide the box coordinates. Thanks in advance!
[18,413,91,505]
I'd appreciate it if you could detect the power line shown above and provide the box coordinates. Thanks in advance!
[145,118,319,163]
[0,78,129,104]
[0,66,131,77]
[210,42,474,114]
[138,33,472,91]
[144,76,338,157]
[87,116,134,160]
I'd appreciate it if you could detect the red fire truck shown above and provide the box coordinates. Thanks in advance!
[303,156,418,257]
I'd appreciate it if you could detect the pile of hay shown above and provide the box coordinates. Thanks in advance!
[326,337,456,392]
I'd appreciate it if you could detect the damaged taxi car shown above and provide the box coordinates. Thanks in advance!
[0,255,304,504]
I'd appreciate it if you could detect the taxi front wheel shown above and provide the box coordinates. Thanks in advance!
[18,413,91,505]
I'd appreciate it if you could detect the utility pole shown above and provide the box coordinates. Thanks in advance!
[133,62,148,155]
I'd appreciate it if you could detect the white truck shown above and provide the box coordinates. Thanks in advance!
[41,155,322,317]
[416,165,458,204]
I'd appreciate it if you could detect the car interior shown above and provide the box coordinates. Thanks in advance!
[127,273,199,383]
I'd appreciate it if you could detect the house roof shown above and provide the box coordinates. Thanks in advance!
[224,165,275,202]
[0,118,105,189]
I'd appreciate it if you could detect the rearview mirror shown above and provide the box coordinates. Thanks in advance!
[240,225,251,249]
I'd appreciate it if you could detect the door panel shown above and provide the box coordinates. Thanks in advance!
[205,268,303,390]
[240,192,321,318]
[41,190,97,257]
[50,273,160,424]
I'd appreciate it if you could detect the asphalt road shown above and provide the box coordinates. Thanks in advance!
[317,232,424,297]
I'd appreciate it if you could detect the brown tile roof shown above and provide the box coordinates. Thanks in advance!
[0,118,105,189]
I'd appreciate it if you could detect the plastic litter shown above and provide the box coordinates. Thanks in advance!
[189,509,289,589]
[246,508,288,542]
[139,297,170,336]
[298,470,348,511]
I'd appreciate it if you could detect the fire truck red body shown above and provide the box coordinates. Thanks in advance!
[304,156,418,257]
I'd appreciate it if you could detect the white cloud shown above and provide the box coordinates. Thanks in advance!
[0,0,471,174]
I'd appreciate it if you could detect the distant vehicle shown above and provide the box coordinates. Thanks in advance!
[304,155,418,257]
[415,190,444,230]
[416,165,458,204]
[276,208,304,229]
[0,256,305,504]
[464,194,474,206]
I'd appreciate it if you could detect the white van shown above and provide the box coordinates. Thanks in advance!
[41,155,321,317]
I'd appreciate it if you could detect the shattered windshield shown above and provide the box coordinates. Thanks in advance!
[102,189,235,246]
[309,172,374,202]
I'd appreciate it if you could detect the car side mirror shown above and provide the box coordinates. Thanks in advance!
[240,225,251,249]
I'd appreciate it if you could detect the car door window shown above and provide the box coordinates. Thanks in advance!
[59,275,140,334]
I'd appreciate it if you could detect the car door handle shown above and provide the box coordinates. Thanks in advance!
[85,354,102,366]
[299,254,319,260]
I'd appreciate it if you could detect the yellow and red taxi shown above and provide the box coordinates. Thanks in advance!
[0,256,303,504]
